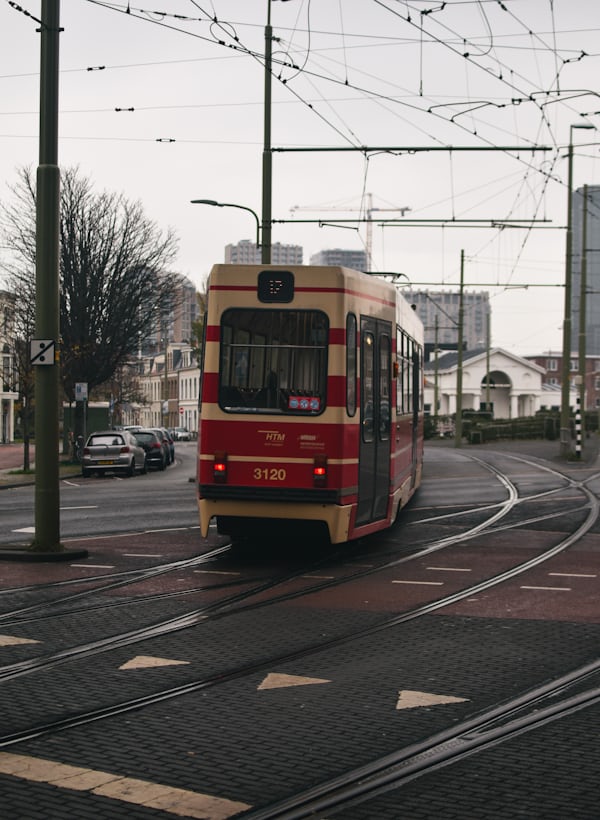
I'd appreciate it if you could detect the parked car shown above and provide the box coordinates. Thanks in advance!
[150,427,175,465]
[133,429,168,471]
[172,426,191,441]
[82,430,147,478]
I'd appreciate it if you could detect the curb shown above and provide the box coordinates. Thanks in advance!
[0,547,89,562]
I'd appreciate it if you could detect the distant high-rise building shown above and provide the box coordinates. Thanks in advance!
[405,290,491,356]
[571,185,600,355]
[309,248,368,270]
[142,274,199,355]
[224,240,303,265]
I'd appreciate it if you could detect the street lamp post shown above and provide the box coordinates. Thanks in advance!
[191,199,261,253]
[560,123,595,457]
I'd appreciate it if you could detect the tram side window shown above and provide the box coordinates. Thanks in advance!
[396,328,415,415]
[379,334,391,440]
[362,332,375,443]
[346,313,357,417]
[218,308,328,414]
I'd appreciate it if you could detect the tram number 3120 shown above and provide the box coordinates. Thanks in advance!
[253,467,287,481]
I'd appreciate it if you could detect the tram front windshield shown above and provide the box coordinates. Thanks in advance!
[219,308,328,414]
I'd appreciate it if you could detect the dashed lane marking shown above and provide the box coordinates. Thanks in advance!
[549,572,596,578]
[258,673,331,690]
[396,690,469,710]
[0,635,41,646]
[0,752,251,819]
[119,655,191,670]
[392,580,444,586]
[70,564,115,569]
[61,506,98,510]
[520,585,571,591]
[426,566,472,572]
[11,527,35,533]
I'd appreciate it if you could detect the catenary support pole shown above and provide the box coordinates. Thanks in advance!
[33,0,62,551]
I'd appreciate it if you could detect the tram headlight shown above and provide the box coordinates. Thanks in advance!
[313,455,327,487]
[213,451,228,483]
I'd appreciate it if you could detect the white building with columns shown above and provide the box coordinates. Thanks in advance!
[424,348,549,419]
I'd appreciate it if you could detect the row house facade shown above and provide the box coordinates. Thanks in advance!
[525,352,600,411]
[136,344,200,434]
[1,290,18,443]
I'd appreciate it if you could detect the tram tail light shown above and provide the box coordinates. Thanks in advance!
[213,451,228,483]
[313,455,327,487]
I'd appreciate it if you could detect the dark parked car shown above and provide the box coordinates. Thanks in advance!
[133,429,168,470]
[82,430,146,478]
[150,427,175,465]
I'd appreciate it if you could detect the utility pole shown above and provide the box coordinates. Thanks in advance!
[454,250,465,448]
[578,185,588,446]
[434,315,439,432]
[262,2,273,263]
[33,0,61,552]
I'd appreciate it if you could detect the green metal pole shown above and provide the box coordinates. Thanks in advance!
[560,137,574,457]
[33,0,61,551]
[454,250,465,448]
[261,4,272,264]
[578,185,588,444]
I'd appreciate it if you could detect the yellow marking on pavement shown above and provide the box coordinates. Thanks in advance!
[119,655,191,670]
[396,690,469,710]
[258,673,331,690]
[0,634,40,646]
[0,752,250,819]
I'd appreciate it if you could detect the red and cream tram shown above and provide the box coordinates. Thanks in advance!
[197,264,424,544]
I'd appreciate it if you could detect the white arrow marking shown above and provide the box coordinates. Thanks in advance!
[396,690,469,710]
[0,635,41,646]
[119,655,190,670]
[258,673,331,690]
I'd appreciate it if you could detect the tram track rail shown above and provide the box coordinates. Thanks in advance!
[0,454,597,758]
[240,660,600,818]
[0,456,594,675]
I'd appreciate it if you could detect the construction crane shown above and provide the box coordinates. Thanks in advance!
[290,193,411,270]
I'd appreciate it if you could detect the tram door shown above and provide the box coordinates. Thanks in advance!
[356,317,392,524]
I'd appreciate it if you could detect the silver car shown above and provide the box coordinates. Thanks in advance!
[82,430,147,478]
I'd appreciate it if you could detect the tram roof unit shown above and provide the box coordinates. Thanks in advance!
[206,263,423,342]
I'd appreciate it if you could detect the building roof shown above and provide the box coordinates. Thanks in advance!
[424,347,546,375]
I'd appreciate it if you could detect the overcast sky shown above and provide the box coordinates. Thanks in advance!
[1,0,600,355]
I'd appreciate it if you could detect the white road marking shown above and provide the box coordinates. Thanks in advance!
[549,572,596,578]
[392,580,444,586]
[258,673,331,690]
[119,655,190,670]
[427,566,472,572]
[396,690,469,710]
[0,635,41,646]
[0,752,250,819]
[520,585,571,591]
[70,564,115,569]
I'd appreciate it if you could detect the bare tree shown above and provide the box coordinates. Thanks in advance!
[1,166,180,444]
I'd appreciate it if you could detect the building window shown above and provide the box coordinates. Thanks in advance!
[547,359,557,371]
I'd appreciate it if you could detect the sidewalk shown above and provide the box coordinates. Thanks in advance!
[0,443,81,488]
[0,443,34,470]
